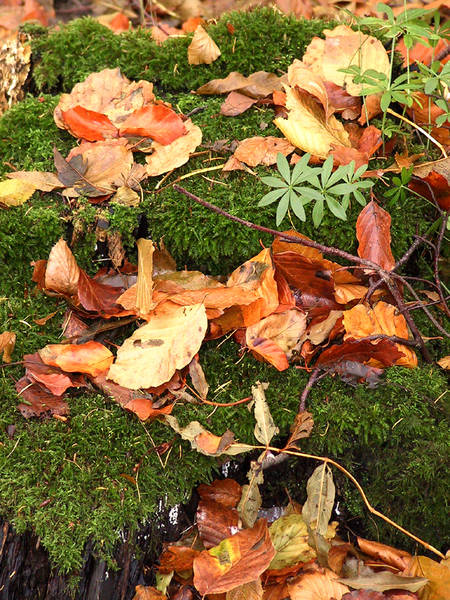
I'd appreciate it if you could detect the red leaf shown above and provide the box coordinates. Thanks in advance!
[119,104,186,145]
[24,352,86,396]
[158,546,200,574]
[356,201,395,271]
[16,376,69,419]
[409,170,450,211]
[61,106,118,142]
[317,338,403,368]
[77,270,130,317]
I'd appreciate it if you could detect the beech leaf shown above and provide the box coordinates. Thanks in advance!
[302,464,335,537]
[0,178,35,207]
[39,341,114,377]
[252,381,279,446]
[356,201,395,271]
[188,25,221,65]
[338,572,428,593]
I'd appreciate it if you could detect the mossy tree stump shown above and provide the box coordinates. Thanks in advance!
[0,9,448,599]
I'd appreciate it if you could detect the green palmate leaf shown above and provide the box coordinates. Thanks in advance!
[328,182,356,195]
[258,188,287,207]
[380,91,392,112]
[312,197,324,228]
[354,163,369,179]
[325,196,347,221]
[260,176,287,188]
[320,155,334,187]
[276,153,291,184]
[296,187,324,202]
[276,192,290,226]
[353,190,367,206]
[289,191,306,221]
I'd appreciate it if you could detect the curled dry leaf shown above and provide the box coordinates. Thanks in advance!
[193,519,275,595]
[146,119,202,177]
[188,25,221,65]
[197,498,240,548]
[232,136,295,168]
[356,201,395,272]
[0,331,16,362]
[246,310,307,371]
[108,304,207,389]
[0,178,35,207]
[39,341,114,377]
[164,414,252,457]
[289,569,349,600]
[303,25,389,97]
[44,238,80,297]
[285,411,314,449]
[197,71,286,100]
[288,59,332,120]
[274,86,350,159]
[338,571,428,593]
[343,302,417,368]
[357,537,412,572]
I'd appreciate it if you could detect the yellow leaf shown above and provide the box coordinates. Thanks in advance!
[274,87,350,158]
[188,25,221,65]
[108,303,208,389]
[437,356,450,370]
[405,555,450,600]
[0,178,35,207]
[269,514,316,570]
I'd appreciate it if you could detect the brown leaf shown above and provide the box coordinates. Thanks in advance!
[16,376,69,419]
[146,119,202,177]
[197,71,285,100]
[408,158,450,212]
[356,201,395,271]
[274,86,350,159]
[233,137,295,167]
[107,304,207,389]
[91,373,140,408]
[0,331,16,362]
[285,411,314,449]
[193,519,275,595]
[220,92,258,116]
[77,270,128,317]
[39,341,114,377]
[317,338,404,369]
[7,170,63,192]
[188,25,221,65]
[339,571,427,593]
[44,238,80,297]
[226,579,263,600]
[288,60,332,120]
[188,356,209,399]
[343,302,417,368]
[197,498,240,548]
[357,537,412,572]
[197,479,242,508]
[437,356,450,370]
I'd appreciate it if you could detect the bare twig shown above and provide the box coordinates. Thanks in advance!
[299,368,328,412]
[434,211,450,317]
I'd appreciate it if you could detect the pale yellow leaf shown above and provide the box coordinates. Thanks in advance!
[274,87,350,158]
[188,25,221,65]
[437,356,450,370]
[0,178,35,207]
[269,514,316,569]
[252,381,279,446]
[7,171,63,192]
[112,185,140,207]
[108,303,208,389]
[136,238,155,316]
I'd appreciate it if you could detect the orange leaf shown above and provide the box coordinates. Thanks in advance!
[233,137,295,167]
[119,104,186,145]
[39,341,114,377]
[61,106,118,141]
[124,398,174,421]
[220,92,257,117]
[0,331,16,362]
[356,201,395,271]
[193,519,275,595]
[288,569,349,600]
[158,546,200,574]
[24,352,85,396]
[197,479,242,508]
[357,537,411,572]
[342,302,417,368]
[132,586,166,600]
[197,498,240,548]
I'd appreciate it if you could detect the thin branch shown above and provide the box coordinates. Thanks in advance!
[356,334,419,347]
[299,368,328,412]
[387,108,448,158]
[434,211,450,317]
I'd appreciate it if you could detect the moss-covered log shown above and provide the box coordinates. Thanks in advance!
[0,8,449,594]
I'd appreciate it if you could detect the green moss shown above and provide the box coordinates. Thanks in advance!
[31,9,333,93]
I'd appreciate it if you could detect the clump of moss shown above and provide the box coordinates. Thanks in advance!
[31,9,333,93]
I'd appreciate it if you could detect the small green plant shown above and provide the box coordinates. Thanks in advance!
[384,166,413,204]
[258,153,373,228]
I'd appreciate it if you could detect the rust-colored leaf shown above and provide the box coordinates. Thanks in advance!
[288,569,349,600]
[356,201,395,271]
[39,341,114,377]
[285,411,314,449]
[357,537,412,572]
[158,546,200,574]
[16,376,69,419]
[197,71,285,100]
[232,137,294,167]
[146,119,202,177]
[197,479,242,508]
[124,398,173,421]
[61,106,118,141]
[44,238,80,297]
[193,519,275,595]
[77,270,129,317]
[316,338,403,369]
[220,92,258,116]
[119,104,186,145]
[408,158,450,212]
[132,586,166,600]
